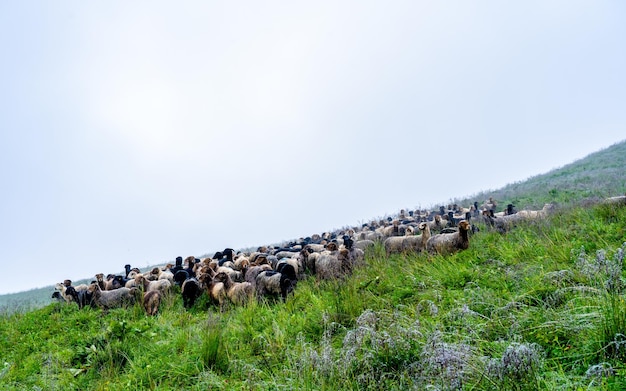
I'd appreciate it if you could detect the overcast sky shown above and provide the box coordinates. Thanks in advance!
[1,1,625,295]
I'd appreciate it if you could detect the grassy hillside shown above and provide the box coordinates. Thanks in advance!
[452,139,626,211]
[1,197,626,389]
[2,140,625,311]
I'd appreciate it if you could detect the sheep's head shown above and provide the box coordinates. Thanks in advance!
[458,220,471,232]
[326,242,338,252]
[254,254,269,266]
[95,273,104,282]
[63,279,72,287]
[55,282,64,291]
[213,272,229,283]
[419,222,428,231]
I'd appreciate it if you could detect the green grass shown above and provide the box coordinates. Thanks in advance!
[1,201,626,390]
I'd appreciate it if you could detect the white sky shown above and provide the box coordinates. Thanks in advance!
[1,1,625,295]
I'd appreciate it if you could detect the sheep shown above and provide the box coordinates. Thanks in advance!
[354,239,375,251]
[492,203,555,233]
[181,277,203,309]
[87,283,138,310]
[359,230,383,242]
[426,220,471,255]
[384,236,406,256]
[342,236,365,267]
[134,274,172,295]
[427,214,447,234]
[233,255,250,271]
[143,290,162,316]
[146,267,174,284]
[275,256,302,280]
[54,282,77,304]
[198,272,226,310]
[380,220,402,238]
[255,270,296,301]
[244,264,273,286]
[314,248,352,280]
[215,265,244,283]
[213,271,254,306]
[401,222,431,253]
[515,203,555,219]
[297,247,321,276]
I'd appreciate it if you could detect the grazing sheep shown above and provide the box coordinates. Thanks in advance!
[314,248,351,280]
[134,275,172,295]
[384,236,406,256]
[199,273,226,310]
[401,222,431,253]
[276,256,302,280]
[181,278,202,309]
[213,271,254,306]
[354,239,375,251]
[255,270,296,301]
[88,283,137,310]
[297,247,321,276]
[492,203,555,233]
[380,220,402,238]
[146,267,175,284]
[426,220,471,255]
[427,214,447,234]
[515,203,555,219]
[143,290,162,316]
[244,264,273,286]
[215,265,244,283]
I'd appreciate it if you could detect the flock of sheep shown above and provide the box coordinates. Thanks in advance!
[52,197,565,315]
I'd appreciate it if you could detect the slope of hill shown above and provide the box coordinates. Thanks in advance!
[1,139,624,311]
[1,194,625,389]
[452,139,626,210]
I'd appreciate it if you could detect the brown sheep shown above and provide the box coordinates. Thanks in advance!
[134,274,172,294]
[200,273,226,310]
[401,222,431,253]
[143,290,162,316]
[213,271,254,306]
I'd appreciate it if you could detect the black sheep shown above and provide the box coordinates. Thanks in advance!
[181,278,202,309]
